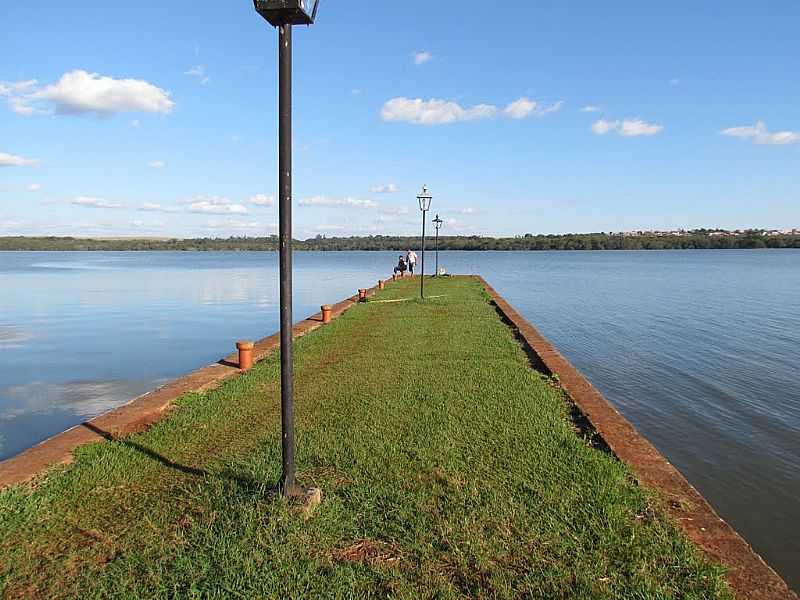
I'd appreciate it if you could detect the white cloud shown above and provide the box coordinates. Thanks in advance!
[413,51,433,65]
[581,105,601,113]
[138,203,178,213]
[619,119,663,137]
[187,196,248,214]
[592,118,663,137]
[0,152,39,167]
[379,206,410,216]
[382,96,562,125]
[5,70,174,116]
[0,80,37,96]
[720,121,800,145]
[503,98,563,120]
[185,65,210,85]
[370,183,399,194]
[250,194,275,206]
[504,97,537,119]
[71,196,124,209]
[27,183,41,192]
[203,219,263,230]
[381,97,497,125]
[457,207,480,215]
[299,196,379,209]
[148,160,166,169]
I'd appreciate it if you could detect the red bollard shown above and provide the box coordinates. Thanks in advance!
[321,304,332,324]
[236,340,255,371]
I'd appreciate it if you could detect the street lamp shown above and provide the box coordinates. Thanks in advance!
[433,214,443,276]
[417,185,432,299]
[253,0,320,498]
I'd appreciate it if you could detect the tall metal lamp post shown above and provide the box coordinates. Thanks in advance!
[433,214,443,276]
[254,0,320,497]
[417,186,432,299]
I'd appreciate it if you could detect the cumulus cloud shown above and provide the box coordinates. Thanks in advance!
[138,203,178,213]
[379,206,410,216]
[28,183,41,192]
[187,196,248,215]
[148,160,166,169]
[71,196,124,209]
[4,70,174,116]
[250,194,275,206]
[370,183,399,194]
[185,65,210,85]
[592,118,663,137]
[581,105,601,113]
[203,219,263,230]
[503,98,563,119]
[0,152,39,167]
[720,121,800,145]
[413,51,433,65]
[0,80,38,114]
[299,196,379,209]
[382,96,562,125]
[381,97,497,125]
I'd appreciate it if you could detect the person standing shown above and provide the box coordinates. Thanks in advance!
[406,249,418,277]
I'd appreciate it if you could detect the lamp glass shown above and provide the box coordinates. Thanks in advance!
[417,186,432,212]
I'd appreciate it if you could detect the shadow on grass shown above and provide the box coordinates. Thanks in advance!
[82,422,274,495]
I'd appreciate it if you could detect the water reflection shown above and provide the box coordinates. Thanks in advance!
[0,249,798,590]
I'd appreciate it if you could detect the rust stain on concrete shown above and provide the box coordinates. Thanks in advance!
[476,275,796,600]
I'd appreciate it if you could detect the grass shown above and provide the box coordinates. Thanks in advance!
[0,277,732,599]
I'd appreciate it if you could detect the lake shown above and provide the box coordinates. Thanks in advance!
[1,250,798,589]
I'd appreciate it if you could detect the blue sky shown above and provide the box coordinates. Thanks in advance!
[1,0,799,238]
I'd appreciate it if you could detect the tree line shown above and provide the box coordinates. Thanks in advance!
[1,233,798,252]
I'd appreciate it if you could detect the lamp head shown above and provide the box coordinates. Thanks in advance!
[417,185,433,212]
[254,0,319,26]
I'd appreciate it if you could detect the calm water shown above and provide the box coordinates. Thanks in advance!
[1,250,798,588]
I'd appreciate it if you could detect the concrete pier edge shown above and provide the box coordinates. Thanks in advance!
[476,275,795,600]
[0,274,794,599]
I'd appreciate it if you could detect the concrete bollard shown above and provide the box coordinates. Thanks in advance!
[236,340,255,371]
[358,288,367,302]
[321,304,332,324]
[379,279,385,290]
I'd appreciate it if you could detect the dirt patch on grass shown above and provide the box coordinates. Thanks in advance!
[330,539,406,568]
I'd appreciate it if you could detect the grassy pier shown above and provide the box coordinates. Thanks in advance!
[0,277,731,598]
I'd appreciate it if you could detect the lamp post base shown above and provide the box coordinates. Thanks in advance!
[270,485,322,518]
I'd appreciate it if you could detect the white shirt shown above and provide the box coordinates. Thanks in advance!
[407,251,418,265]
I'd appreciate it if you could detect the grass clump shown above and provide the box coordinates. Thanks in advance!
[0,277,731,599]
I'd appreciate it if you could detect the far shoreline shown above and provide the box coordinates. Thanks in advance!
[1,232,798,252]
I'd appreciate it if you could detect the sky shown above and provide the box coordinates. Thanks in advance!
[1,0,799,239]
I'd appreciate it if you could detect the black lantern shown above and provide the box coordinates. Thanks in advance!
[433,214,443,276]
[416,186,433,299]
[254,0,319,26]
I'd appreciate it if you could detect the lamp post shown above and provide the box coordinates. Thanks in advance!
[254,0,320,497]
[433,214,443,276]
[417,186,432,299]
